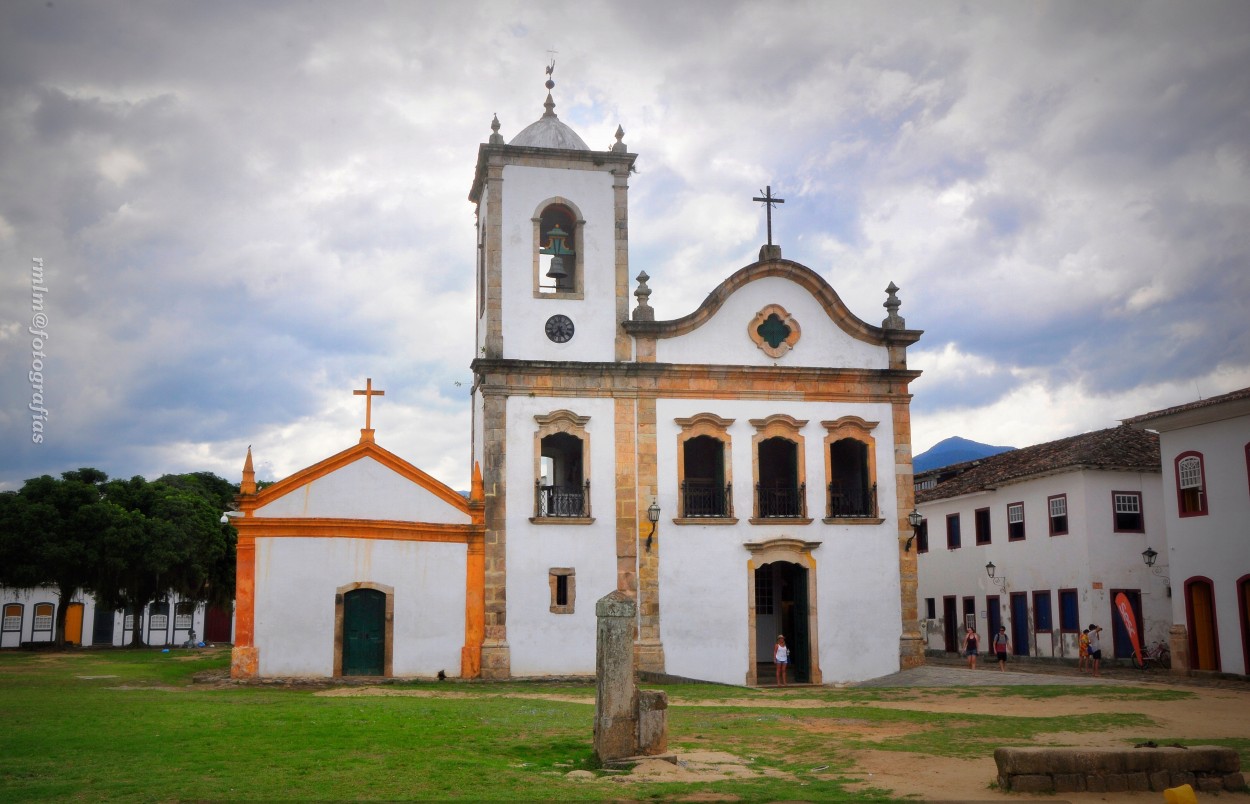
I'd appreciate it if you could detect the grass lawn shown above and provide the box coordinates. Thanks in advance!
[0,648,1171,801]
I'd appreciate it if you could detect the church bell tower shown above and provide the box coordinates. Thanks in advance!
[467,64,637,678]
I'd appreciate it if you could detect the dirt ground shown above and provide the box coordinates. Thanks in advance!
[319,681,1250,801]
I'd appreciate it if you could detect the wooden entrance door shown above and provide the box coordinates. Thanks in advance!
[1186,578,1221,671]
[1010,592,1029,655]
[204,604,233,643]
[986,595,1001,642]
[64,603,84,646]
[92,605,115,646]
[343,588,386,676]
[942,596,958,652]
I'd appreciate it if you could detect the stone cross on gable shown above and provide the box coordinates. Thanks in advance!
[354,378,385,443]
[753,185,785,247]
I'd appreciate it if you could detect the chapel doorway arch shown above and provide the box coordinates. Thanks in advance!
[335,582,394,677]
[745,539,821,686]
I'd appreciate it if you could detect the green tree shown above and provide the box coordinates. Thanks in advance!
[0,469,114,645]
[95,476,235,646]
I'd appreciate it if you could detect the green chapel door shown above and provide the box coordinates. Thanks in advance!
[343,589,386,676]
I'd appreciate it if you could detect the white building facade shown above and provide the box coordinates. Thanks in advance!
[468,74,925,685]
[915,426,1170,663]
[1,587,230,648]
[1126,387,1250,676]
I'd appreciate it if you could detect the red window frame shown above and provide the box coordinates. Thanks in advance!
[974,507,991,545]
[1175,451,1208,518]
[1007,501,1025,541]
[1048,494,1069,536]
[1112,490,1144,533]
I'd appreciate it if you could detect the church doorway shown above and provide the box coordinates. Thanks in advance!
[749,548,821,685]
[342,589,386,676]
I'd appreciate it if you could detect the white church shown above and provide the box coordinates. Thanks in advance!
[230,71,925,685]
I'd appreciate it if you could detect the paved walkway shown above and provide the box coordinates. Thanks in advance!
[854,655,1250,690]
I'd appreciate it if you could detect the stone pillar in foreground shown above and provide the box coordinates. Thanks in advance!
[594,591,638,761]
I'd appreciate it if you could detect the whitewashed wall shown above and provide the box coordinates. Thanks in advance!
[1155,415,1250,675]
[253,537,466,677]
[654,275,888,370]
[916,469,1168,659]
[504,395,618,675]
[498,165,617,363]
[656,398,901,684]
[1,587,212,648]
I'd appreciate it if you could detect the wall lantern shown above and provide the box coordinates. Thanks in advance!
[1142,546,1159,567]
[985,561,1006,589]
[645,499,660,552]
[904,509,923,552]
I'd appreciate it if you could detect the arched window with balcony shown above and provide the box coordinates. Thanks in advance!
[821,416,880,521]
[533,410,592,522]
[750,415,809,522]
[675,413,735,521]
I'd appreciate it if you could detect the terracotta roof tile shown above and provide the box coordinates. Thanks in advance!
[915,425,1159,503]
[1122,386,1250,424]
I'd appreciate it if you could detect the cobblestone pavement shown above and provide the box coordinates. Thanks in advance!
[854,655,1250,690]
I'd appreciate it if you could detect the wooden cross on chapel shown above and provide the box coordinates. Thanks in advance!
[354,377,385,443]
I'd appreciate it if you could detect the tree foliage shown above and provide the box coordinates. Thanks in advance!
[0,469,236,647]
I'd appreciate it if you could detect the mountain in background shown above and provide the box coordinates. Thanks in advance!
[914,436,1016,473]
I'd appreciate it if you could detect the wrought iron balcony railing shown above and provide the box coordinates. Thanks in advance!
[535,480,590,518]
[755,482,806,518]
[680,480,733,518]
[826,482,878,518]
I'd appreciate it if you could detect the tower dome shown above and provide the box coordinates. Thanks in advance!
[509,65,589,150]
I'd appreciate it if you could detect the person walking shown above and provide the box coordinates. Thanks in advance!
[1078,628,1090,673]
[1087,624,1103,677]
[962,626,980,670]
[773,635,789,687]
[993,626,1011,671]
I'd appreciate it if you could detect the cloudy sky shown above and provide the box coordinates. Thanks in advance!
[2,0,1248,492]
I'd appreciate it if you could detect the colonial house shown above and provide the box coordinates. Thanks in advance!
[1125,386,1250,675]
[0,587,230,648]
[232,69,927,684]
[914,425,1169,663]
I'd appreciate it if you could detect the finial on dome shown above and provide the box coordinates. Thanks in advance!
[611,124,627,153]
[543,54,558,118]
[489,113,504,145]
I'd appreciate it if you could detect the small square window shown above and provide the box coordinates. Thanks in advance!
[1048,494,1068,536]
[925,597,936,619]
[549,568,576,614]
[1113,492,1144,532]
[1007,502,1025,541]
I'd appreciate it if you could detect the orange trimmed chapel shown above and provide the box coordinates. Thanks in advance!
[230,73,924,684]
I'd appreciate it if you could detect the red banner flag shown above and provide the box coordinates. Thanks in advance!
[1114,592,1143,663]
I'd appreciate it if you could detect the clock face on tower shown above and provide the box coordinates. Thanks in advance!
[544,314,575,343]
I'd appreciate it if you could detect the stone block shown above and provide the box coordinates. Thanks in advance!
[1126,772,1150,791]
[1010,775,1054,793]
[1105,773,1128,792]
[1086,775,1107,792]
[1171,771,1196,788]
[1197,775,1223,793]
[1054,773,1086,792]
[1149,770,1172,791]
[1224,772,1246,791]
[637,690,668,756]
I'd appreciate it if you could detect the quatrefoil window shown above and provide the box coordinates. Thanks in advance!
[748,305,801,358]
